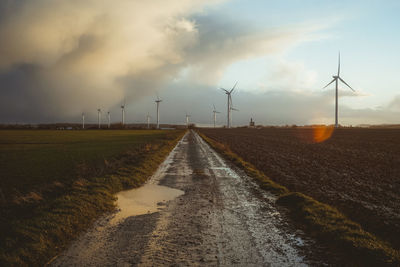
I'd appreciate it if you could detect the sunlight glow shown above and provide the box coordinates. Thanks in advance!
[312,125,334,143]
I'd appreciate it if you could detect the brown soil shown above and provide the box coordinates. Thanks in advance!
[198,127,400,250]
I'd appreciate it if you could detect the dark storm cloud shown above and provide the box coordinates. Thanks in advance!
[0,64,50,122]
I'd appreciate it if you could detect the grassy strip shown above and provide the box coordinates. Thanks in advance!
[197,131,400,266]
[0,130,186,266]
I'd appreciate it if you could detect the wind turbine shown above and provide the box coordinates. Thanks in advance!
[221,82,237,128]
[155,95,162,129]
[97,109,102,129]
[107,111,111,129]
[82,112,85,129]
[323,52,355,128]
[146,112,151,129]
[121,99,125,126]
[212,104,221,128]
[185,113,191,128]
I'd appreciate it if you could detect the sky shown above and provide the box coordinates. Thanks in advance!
[0,0,399,126]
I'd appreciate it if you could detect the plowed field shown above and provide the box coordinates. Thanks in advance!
[198,127,400,249]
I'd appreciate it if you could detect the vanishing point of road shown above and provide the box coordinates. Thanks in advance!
[51,130,328,266]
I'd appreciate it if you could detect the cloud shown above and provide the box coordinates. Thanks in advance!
[181,16,326,85]
[0,0,219,122]
[0,0,329,123]
[1,0,391,126]
[388,95,400,111]
[257,59,318,92]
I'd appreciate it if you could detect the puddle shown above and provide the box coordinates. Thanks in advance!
[113,184,184,222]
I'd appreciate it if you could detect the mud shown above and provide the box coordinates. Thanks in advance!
[51,131,329,266]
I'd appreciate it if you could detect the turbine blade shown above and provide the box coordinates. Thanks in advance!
[230,81,238,93]
[323,78,336,89]
[338,52,340,76]
[231,107,239,111]
[213,104,216,111]
[338,77,355,92]
[220,88,229,93]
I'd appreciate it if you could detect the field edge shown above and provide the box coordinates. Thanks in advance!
[196,130,400,266]
[0,130,186,266]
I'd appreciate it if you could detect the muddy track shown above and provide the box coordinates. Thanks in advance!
[51,131,329,266]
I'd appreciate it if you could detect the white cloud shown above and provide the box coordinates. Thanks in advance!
[388,95,400,112]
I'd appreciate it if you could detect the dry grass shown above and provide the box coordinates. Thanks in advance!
[277,192,400,266]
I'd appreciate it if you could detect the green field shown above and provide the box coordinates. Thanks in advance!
[0,129,185,265]
[0,130,178,197]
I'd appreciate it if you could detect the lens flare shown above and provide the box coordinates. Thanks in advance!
[312,125,334,143]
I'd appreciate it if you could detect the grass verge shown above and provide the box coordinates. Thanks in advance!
[0,130,186,266]
[197,130,400,266]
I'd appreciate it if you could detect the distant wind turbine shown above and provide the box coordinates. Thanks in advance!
[82,112,85,129]
[155,95,162,129]
[323,52,355,128]
[97,109,102,129]
[121,99,126,126]
[185,113,191,128]
[221,82,238,128]
[107,111,111,129]
[212,104,221,128]
[146,113,151,129]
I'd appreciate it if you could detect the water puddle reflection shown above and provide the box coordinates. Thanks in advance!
[113,184,184,222]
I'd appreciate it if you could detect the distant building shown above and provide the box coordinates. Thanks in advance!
[249,118,255,127]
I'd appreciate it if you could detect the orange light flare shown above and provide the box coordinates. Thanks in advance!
[312,125,335,143]
[293,125,335,144]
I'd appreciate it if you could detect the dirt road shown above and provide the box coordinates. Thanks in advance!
[51,131,326,266]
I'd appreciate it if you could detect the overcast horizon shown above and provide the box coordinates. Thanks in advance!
[0,0,399,126]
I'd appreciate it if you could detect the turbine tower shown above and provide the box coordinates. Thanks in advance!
[212,104,221,128]
[107,111,111,129]
[121,99,125,126]
[146,113,151,129]
[323,52,355,128]
[185,113,191,128]
[97,109,102,129]
[221,82,237,128]
[155,95,162,129]
[82,112,85,129]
